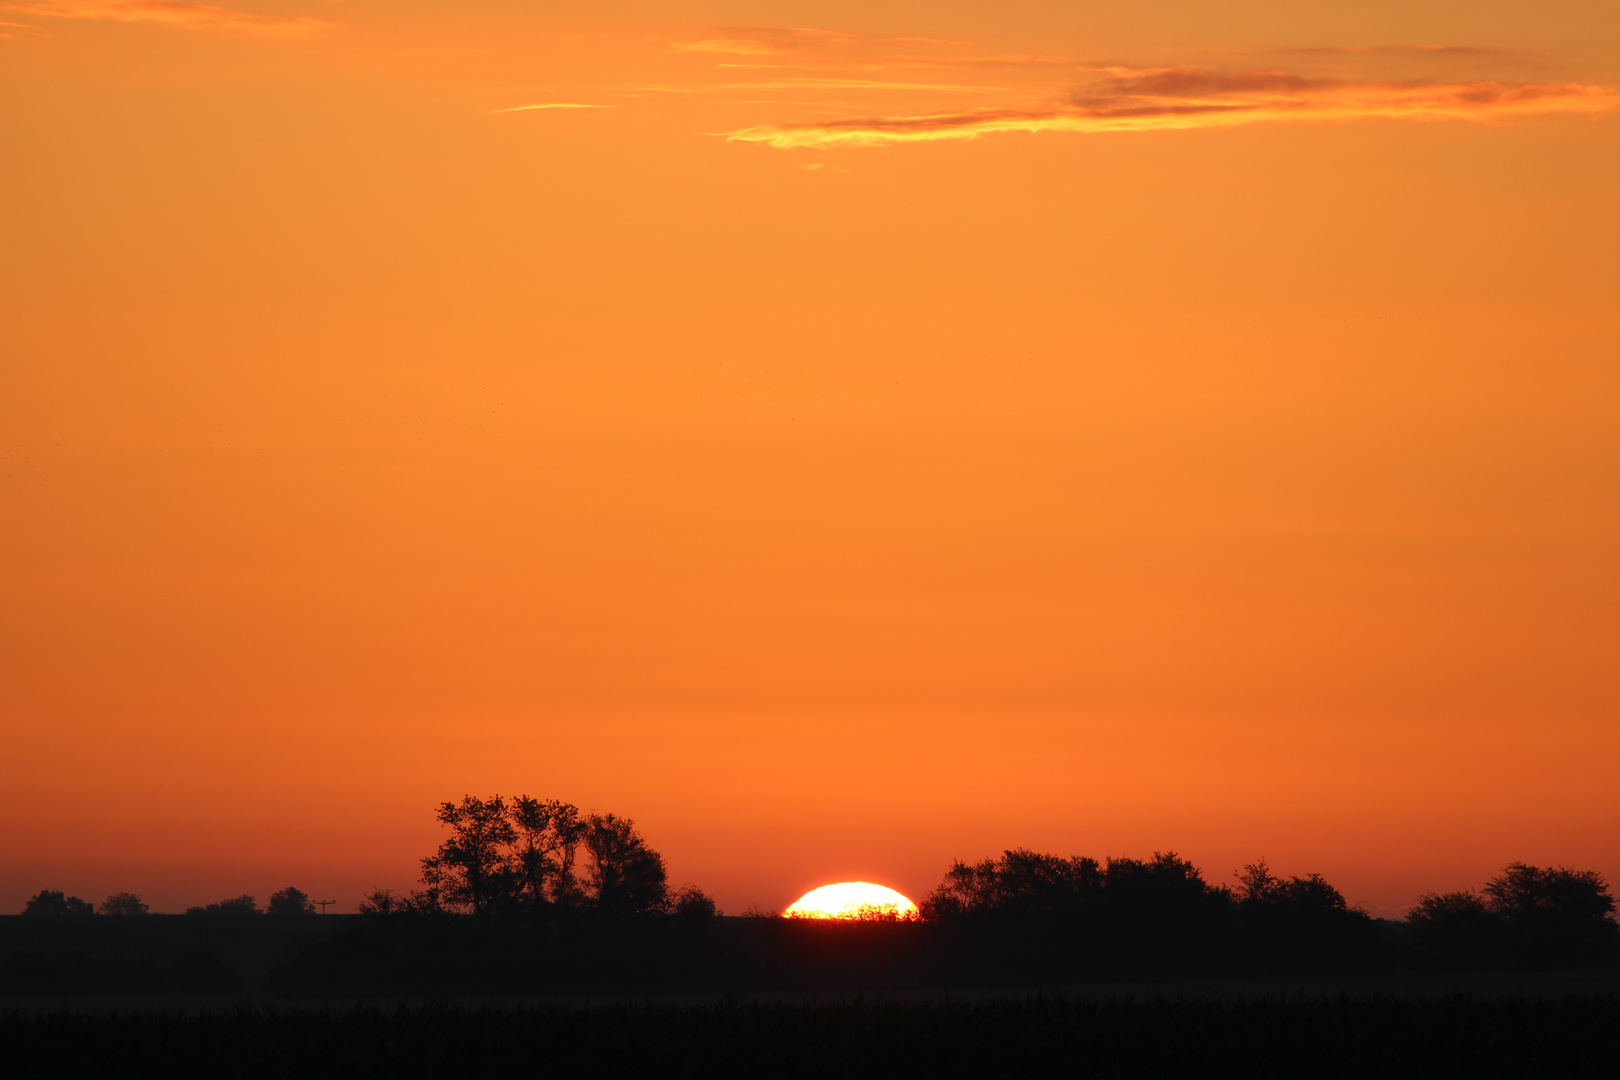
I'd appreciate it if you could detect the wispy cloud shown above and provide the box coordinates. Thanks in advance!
[674,38,783,56]
[725,77,997,93]
[491,103,610,114]
[1279,45,1494,56]
[726,66,1620,148]
[2,0,322,35]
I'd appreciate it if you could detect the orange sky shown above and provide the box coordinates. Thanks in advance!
[2,1,1617,917]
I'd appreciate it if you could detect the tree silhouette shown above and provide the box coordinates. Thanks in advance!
[1230,859,1373,971]
[1234,860,1279,904]
[420,796,519,921]
[1102,853,1221,920]
[1236,860,1350,912]
[1483,862,1618,967]
[921,849,1103,921]
[22,890,93,917]
[100,891,149,916]
[1484,863,1614,922]
[511,797,586,910]
[1403,863,1617,970]
[921,849,1222,926]
[583,813,668,915]
[416,796,673,920]
[269,887,316,915]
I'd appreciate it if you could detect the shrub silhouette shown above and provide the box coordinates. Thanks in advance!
[357,887,448,918]
[669,885,720,920]
[21,890,94,917]
[99,892,149,916]
[185,894,260,916]
[268,887,316,915]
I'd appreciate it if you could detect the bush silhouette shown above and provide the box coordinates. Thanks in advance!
[186,894,260,917]
[99,892,149,916]
[21,890,94,917]
[268,887,316,915]
[669,885,719,920]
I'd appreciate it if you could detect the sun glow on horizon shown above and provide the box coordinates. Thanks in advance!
[784,882,920,920]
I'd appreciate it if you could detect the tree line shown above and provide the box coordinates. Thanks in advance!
[916,848,1617,971]
[21,887,324,918]
[359,796,716,921]
[14,794,1618,973]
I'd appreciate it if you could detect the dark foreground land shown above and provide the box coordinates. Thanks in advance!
[5,994,1620,1079]
[4,911,1612,997]
[5,915,1618,1078]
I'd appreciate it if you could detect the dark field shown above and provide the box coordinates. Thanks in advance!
[6,913,1618,1078]
[5,994,1620,1079]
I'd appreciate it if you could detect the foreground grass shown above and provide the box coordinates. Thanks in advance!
[4,995,1618,1078]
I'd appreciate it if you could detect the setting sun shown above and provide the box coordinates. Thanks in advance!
[784,882,920,921]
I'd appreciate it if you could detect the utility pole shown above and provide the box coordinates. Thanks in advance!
[315,899,336,914]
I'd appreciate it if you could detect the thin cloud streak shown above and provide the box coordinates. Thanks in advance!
[674,38,782,55]
[1279,44,1494,55]
[2,0,321,34]
[726,69,1620,149]
[491,103,610,114]
[727,77,999,92]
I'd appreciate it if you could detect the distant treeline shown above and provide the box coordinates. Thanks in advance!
[22,886,326,919]
[8,794,1616,995]
[917,850,1617,975]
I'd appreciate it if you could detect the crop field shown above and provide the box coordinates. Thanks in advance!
[5,994,1619,1079]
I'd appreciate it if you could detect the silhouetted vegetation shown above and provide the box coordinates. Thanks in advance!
[99,892,150,917]
[5,804,1614,1000]
[1406,862,1619,971]
[268,888,316,916]
[185,894,261,917]
[6,996,1620,1079]
[912,849,1381,982]
[21,890,94,918]
[408,795,702,922]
